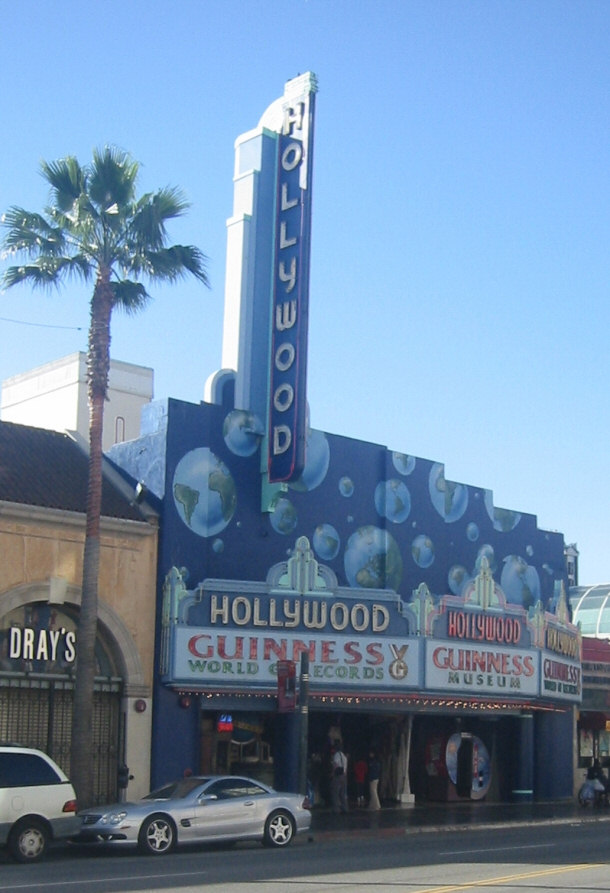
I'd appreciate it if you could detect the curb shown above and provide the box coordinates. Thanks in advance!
[309,810,610,842]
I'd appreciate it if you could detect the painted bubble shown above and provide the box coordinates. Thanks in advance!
[448,565,471,597]
[466,522,479,542]
[526,545,534,557]
[269,496,298,535]
[313,523,340,560]
[223,409,264,456]
[484,490,521,532]
[429,463,468,522]
[173,448,236,537]
[500,555,541,608]
[412,534,435,568]
[475,544,497,574]
[339,476,355,497]
[446,733,491,800]
[288,429,330,492]
[374,479,411,524]
[392,452,416,476]
[212,538,224,554]
[344,525,403,590]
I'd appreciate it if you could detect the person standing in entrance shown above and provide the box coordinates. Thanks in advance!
[353,754,368,807]
[368,750,381,810]
[331,740,349,813]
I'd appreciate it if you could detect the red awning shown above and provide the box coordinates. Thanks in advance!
[579,712,609,730]
[582,637,610,663]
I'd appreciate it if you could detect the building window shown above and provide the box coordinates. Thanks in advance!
[114,416,126,444]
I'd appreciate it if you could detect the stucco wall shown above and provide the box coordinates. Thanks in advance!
[0,502,158,797]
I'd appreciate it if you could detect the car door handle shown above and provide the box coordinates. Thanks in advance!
[243,801,255,806]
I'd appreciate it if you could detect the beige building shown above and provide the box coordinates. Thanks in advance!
[0,420,158,803]
[1,352,153,452]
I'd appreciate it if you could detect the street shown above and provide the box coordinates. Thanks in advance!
[0,819,607,893]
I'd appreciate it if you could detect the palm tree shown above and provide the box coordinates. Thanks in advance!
[1,147,208,806]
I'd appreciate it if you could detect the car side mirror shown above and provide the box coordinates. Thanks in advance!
[198,793,218,803]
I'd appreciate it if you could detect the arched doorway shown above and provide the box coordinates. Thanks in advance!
[0,582,146,804]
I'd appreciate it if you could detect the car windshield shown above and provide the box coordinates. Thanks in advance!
[143,777,211,800]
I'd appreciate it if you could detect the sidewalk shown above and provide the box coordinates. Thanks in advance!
[309,798,610,840]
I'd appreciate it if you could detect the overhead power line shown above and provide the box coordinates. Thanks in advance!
[0,315,83,331]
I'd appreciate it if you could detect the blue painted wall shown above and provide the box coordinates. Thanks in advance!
[110,394,568,792]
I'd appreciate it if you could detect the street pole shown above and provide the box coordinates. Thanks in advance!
[298,652,309,795]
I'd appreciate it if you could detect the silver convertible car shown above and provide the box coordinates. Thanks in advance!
[78,775,311,855]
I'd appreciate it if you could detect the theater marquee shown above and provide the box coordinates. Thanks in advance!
[159,540,581,707]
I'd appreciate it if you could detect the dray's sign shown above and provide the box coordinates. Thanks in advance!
[9,625,76,664]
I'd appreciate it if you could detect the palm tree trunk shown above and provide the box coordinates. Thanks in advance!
[70,271,113,808]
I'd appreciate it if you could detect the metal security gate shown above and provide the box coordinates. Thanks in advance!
[0,672,123,804]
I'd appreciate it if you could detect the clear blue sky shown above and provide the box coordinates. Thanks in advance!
[1,0,609,584]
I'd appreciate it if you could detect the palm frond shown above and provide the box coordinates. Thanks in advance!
[89,147,139,212]
[41,157,86,214]
[150,186,190,220]
[129,187,190,250]
[138,244,209,284]
[111,278,151,312]
[2,255,91,290]
[3,148,208,297]
[2,207,67,259]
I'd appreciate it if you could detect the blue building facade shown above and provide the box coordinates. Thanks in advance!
[109,74,580,804]
[110,390,579,802]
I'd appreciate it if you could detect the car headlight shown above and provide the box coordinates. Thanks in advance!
[101,811,128,825]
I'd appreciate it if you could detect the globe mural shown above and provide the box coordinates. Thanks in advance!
[339,476,354,497]
[392,452,416,476]
[501,555,541,608]
[288,429,330,492]
[269,496,298,535]
[448,564,471,597]
[313,523,340,560]
[173,448,236,537]
[223,409,264,456]
[374,479,411,524]
[412,534,435,568]
[344,525,402,590]
[429,463,468,522]
[484,490,521,531]
[445,733,491,800]
[475,544,497,574]
[466,522,479,542]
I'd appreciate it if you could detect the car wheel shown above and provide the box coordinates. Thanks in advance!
[8,819,49,863]
[138,814,176,855]
[263,810,294,848]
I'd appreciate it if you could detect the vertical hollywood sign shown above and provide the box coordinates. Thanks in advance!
[268,91,315,483]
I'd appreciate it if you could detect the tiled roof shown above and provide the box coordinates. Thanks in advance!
[0,420,146,522]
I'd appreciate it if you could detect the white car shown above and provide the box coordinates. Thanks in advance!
[0,744,79,862]
[78,775,311,854]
